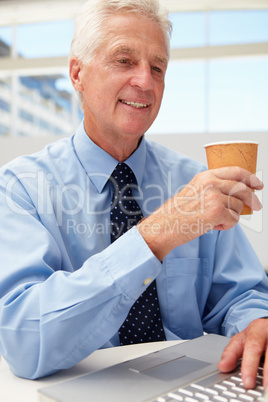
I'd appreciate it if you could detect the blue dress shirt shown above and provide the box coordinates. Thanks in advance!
[0,122,267,379]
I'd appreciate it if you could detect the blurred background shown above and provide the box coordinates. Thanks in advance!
[0,0,267,270]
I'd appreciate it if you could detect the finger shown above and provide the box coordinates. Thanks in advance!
[224,191,244,215]
[263,346,268,390]
[212,167,263,190]
[227,182,263,212]
[218,332,245,373]
[212,186,254,219]
[259,318,268,390]
[240,319,268,389]
[241,332,266,389]
[212,178,262,212]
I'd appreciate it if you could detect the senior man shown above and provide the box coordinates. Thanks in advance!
[0,0,267,389]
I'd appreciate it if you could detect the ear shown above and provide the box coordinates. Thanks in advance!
[69,58,84,92]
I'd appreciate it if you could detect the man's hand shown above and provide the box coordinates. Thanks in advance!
[138,166,263,261]
[218,318,268,390]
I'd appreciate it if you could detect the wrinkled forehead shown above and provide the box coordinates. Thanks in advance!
[99,12,169,60]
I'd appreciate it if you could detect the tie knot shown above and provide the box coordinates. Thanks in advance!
[110,162,137,191]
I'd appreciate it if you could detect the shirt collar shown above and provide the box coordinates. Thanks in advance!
[73,121,146,193]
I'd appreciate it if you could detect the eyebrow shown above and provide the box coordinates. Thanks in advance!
[110,45,136,57]
[110,45,168,67]
[154,55,168,68]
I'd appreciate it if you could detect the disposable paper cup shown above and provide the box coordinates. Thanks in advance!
[204,141,258,215]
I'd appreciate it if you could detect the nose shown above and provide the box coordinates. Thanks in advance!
[129,63,154,91]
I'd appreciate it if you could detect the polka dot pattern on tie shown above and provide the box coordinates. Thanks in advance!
[110,162,142,240]
[118,282,165,345]
[110,162,166,345]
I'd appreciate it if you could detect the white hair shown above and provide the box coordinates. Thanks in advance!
[69,0,172,109]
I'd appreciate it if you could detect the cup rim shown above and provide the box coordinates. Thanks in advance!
[204,140,259,148]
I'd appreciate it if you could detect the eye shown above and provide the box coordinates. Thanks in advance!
[152,66,165,76]
[118,58,130,64]
[152,66,162,73]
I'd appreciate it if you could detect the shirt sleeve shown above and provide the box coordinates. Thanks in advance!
[202,224,268,336]
[0,173,161,379]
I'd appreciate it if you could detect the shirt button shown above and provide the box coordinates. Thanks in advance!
[144,278,152,285]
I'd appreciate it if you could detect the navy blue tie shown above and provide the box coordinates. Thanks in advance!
[110,162,166,345]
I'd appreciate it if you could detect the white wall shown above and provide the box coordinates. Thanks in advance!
[0,132,267,271]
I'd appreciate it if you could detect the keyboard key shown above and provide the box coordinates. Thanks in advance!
[204,388,219,396]
[156,397,181,402]
[190,384,205,391]
[214,384,228,391]
[238,394,254,401]
[177,389,194,397]
[212,396,228,402]
[195,392,210,400]
[222,381,236,387]
[230,376,242,383]
[195,389,219,399]
[256,386,264,392]
[247,389,263,397]
[232,387,246,393]
[167,392,184,401]
[222,391,237,398]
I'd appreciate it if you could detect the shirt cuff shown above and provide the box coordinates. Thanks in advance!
[101,226,162,302]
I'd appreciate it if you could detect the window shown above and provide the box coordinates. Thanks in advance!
[149,60,206,134]
[170,12,206,48]
[0,77,11,136]
[149,9,268,134]
[15,74,75,137]
[0,7,267,136]
[0,99,10,113]
[0,26,12,57]
[210,10,268,46]
[16,20,74,58]
[209,57,268,132]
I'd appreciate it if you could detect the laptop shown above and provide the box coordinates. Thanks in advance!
[38,334,265,402]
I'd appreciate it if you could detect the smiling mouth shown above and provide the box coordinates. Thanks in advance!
[119,99,149,109]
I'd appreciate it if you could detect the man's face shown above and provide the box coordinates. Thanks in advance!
[72,13,168,154]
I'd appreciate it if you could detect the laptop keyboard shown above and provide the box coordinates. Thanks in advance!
[152,364,264,401]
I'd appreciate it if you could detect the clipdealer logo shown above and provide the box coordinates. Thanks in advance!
[4,169,264,234]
